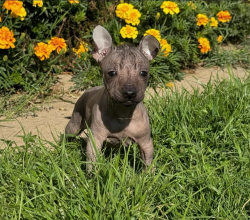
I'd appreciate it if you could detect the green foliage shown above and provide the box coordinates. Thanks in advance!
[69,52,103,91]
[71,65,103,91]
[0,0,89,94]
[209,0,250,42]
[204,43,250,68]
[0,66,13,91]
[0,0,90,115]
[1,0,250,104]
[1,71,250,218]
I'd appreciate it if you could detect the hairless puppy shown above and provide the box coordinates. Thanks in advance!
[66,25,160,172]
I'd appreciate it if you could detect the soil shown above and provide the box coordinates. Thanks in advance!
[0,66,248,147]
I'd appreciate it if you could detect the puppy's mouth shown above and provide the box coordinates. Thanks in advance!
[113,98,140,106]
[123,100,139,106]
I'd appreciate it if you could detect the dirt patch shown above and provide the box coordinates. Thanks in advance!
[0,66,248,147]
[0,74,83,147]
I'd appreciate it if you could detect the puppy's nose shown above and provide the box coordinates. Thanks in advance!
[123,90,136,98]
[123,84,137,98]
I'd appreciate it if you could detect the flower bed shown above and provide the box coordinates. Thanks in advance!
[0,0,250,93]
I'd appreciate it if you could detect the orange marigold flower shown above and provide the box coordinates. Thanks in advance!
[198,37,211,54]
[0,26,16,49]
[0,17,2,22]
[196,14,209,26]
[120,25,138,39]
[48,37,67,54]
[217,35,223,43]
[3,0,23,11]
[73,42,88,58]
[34,42,53,61]
[116,3,134,19]
[125,8,141,25]
[10,6,27,21]
[160,1,180,15]
[33,0,43,7]
[210,17,218,27]
[144,29,161,42]
[217,10,232,23]
[68,0,79,3]
[160,39,172,57]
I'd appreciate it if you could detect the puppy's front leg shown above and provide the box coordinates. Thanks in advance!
[86,131,106,173]
[137,135,154,170]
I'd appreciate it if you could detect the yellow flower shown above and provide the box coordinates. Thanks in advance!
[196,14,209,26]
[210,17,218,27]
[73,42,88,58]
[68,0,79,3]
[188,1,196,10]
[0,17,2,22]
[0,26,16,49]
[217,35,223,43]
[144,29,161,42]
[34,42,53,60]
[198,37,211,54]
[48,37,67,54]
[116,3,134,19]
[120,25,138,39]
[3,0,23,11]
[125,9,141,25]
[115,3,141,25]
[160,1,180,15]
[160,39,172,57]
[10,7,27,21]
[217,10,232,23]
[33,0,43,7]
[166,82,174,88]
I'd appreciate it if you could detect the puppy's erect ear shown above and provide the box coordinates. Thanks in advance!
[139,35,160,61]
[92,25,112,62]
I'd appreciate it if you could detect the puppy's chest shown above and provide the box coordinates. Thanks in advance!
[108,124,135,138]
[105,119,141,142]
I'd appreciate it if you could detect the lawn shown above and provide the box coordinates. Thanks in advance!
[1,68,250,219]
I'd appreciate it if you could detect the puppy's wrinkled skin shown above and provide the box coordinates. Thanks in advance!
[65,25,159,172]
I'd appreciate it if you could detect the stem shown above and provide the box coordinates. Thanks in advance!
[160,17,167,33]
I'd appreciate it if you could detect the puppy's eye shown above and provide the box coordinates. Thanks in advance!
[139,71,148,77]
[107,71,117,77]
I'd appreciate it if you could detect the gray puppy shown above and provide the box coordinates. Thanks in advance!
[66,25,160,172]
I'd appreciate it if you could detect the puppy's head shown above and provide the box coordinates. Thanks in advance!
[92,25,159,106]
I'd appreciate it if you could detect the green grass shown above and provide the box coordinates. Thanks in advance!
[1,68,250,219]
